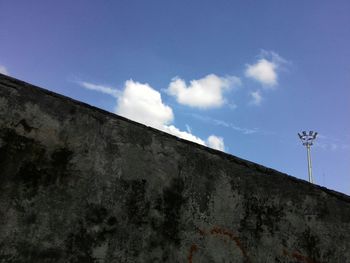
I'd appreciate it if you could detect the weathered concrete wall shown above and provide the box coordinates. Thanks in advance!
[0,73,350,263]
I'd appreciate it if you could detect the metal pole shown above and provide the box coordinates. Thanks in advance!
[298,131,317,184]
[306,145,313,184]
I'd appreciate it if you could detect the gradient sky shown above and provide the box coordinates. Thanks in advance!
[1,0,349,194]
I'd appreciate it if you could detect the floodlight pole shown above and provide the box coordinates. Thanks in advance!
[298,131,317,184]
[306,144,313,184]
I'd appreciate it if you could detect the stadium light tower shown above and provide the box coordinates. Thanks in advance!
[298,131,318,184]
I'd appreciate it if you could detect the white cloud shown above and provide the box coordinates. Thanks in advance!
[191,113,258,135]
[0,65,9,75]
[116,80,174,128]
[167,74,241,109]
[245,50,287,87]
[161,125,205,145]
[249,90,263,106]
[78,78,226,150]
[315,134,349,152]
[115,80,223,148]
[261,50,287,65]
[245,59,277,87]
[79,81,120,98]
[207,135,225,151]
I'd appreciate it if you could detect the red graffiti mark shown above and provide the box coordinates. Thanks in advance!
[283,249,320,263]
[189,229,321,263]
[209,226,250,261]
[188,226,251,263]
[187,244,198,263]
[291,251,318,263]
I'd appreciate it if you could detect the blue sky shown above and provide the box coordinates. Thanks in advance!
[1,0,349,194]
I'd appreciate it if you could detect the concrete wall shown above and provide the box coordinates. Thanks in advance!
[0,73,350,263]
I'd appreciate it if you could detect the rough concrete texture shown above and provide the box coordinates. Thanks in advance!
[0,73,350,263]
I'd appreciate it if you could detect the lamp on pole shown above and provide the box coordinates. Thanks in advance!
[298,131,318,184]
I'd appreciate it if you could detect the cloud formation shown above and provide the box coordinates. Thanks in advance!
[167,74,241,109]
[315,134,350,151]
[245,51,286,88]
[0,65,9,75]
[249,90,262,106]
[161,125,205,145]
[79,79,225,150]
[78,81,120,98]
[116,80,174,128]
[191,113,258,135]
[245,59,277,86]
[207,135,225,151]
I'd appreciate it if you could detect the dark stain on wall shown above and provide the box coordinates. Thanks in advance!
[13,241,63,263]
[162,177,185,245]
[239,195,285,238]
[124,179,150,226]
[15,119,34,133]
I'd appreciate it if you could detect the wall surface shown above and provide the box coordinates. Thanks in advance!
[0,73,350,263]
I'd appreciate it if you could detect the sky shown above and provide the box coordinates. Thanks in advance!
[0,0,349,194]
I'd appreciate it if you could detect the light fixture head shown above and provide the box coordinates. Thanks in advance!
[298,130,318,147]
